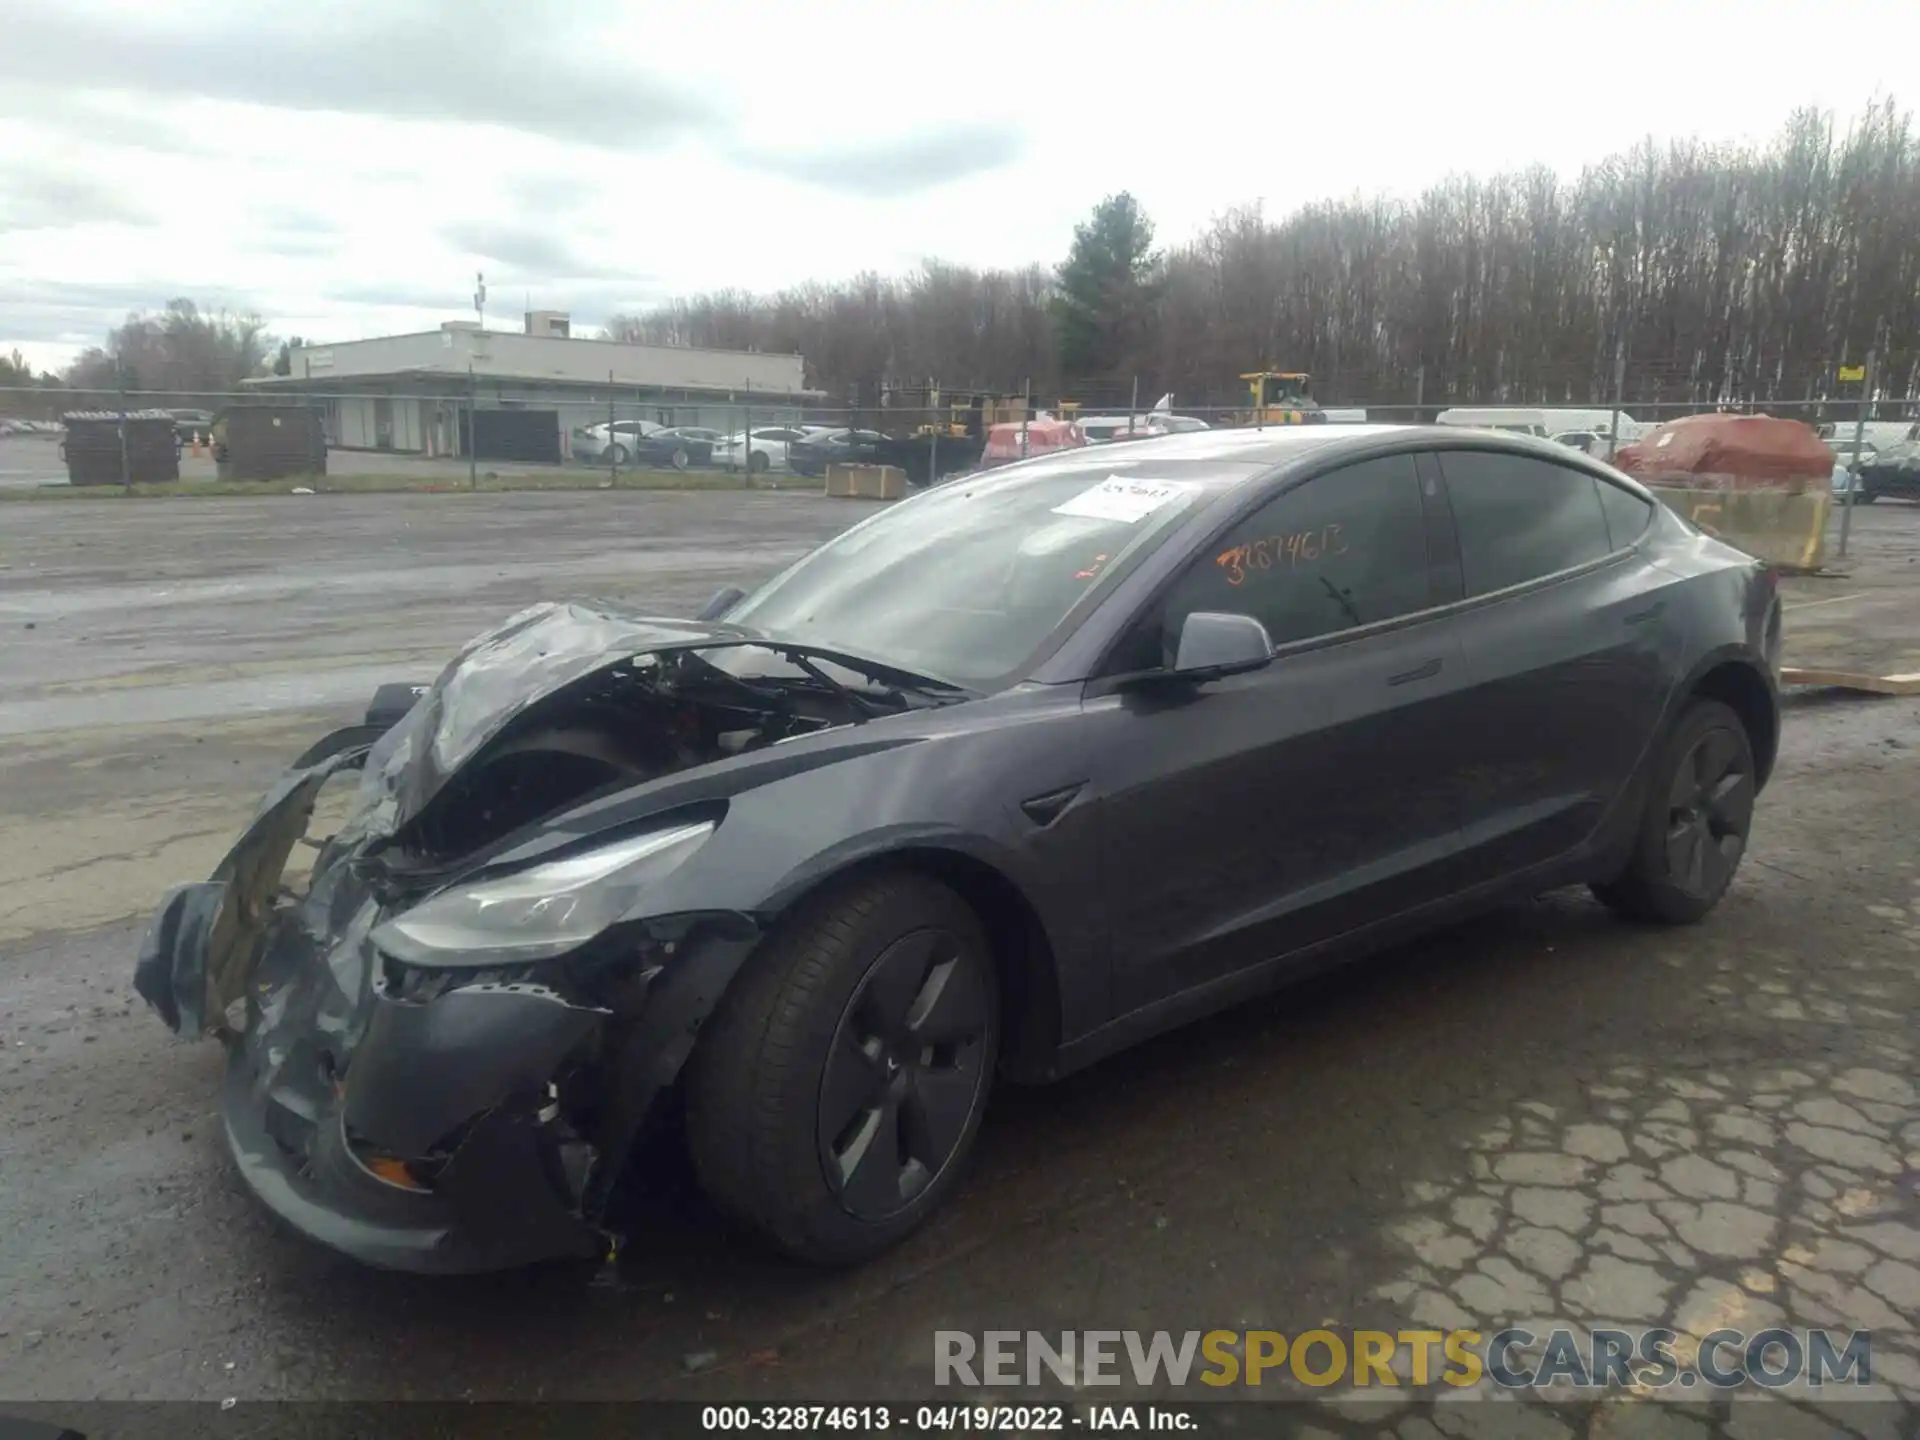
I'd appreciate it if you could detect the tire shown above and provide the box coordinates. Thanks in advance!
[749,450,771,475]
[608,444,630,466]
[671,447,690,472]
[1591,699,1756,925]
[290,723,388,770]
[686,872,1000,1265]
[1856,487,1877,504]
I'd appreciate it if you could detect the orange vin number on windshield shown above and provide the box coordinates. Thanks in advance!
[1216,524,1349,586]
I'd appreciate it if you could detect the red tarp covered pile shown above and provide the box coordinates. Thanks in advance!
[981,418,1086,467]
[1614,414,1832,491]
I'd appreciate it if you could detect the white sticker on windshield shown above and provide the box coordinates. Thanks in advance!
[1051,476,1190,523]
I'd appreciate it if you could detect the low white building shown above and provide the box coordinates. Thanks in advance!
[243,315,816,459]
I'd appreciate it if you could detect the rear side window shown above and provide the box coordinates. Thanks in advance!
[1150,454,1432,654]
[1437,452,1613,596]
[1596,480,1654,549]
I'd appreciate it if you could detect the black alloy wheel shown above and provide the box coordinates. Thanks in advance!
[1661,723,1755,901]
[1592,699,1755,924]
[816,927,992,1221]
[686,872,999,1264]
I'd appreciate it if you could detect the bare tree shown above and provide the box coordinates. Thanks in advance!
[492,100,1920,413]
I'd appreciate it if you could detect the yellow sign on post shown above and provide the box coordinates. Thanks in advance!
[1838,364,1866,382]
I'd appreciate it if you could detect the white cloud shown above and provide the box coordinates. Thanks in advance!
[2,0,1914,372]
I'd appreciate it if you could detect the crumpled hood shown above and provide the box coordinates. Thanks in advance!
[350,600,758,843]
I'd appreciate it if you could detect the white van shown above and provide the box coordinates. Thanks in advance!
[1820,420,1920,450]
[1540,407,1645,440]
[1435,407,1551,437]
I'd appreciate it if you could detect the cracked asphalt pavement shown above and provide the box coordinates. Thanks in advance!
[2,490,1918,1438]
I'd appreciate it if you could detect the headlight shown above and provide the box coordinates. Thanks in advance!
[371,820,714,968]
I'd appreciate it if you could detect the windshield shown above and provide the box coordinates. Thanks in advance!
[725,456,1252,686]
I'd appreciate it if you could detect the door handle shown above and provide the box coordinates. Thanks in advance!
[1624,601,1665,626]
[1388,657,1442,686]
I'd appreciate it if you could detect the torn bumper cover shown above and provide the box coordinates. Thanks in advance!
[135,797,609,1272]
[133,602,781,1273]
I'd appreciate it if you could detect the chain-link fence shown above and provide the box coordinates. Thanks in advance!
[3,374,1915,491]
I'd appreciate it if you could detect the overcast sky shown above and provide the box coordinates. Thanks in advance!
[2,0,1913,372]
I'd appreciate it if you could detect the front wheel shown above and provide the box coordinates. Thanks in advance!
[290,723,389,770]
[748,450,771,475]
[686,872,999,1265]
[1592,699,1756,924]
[671,447,691,472]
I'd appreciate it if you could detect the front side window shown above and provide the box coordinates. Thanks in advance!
[1437,452,1613,597]
[1120,455,1432,667]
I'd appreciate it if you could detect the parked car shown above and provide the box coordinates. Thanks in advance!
[1855,440,1920,504]
[1826,440,1877,471]
[628,426,725,471]
[1552,430,1607,455]
[1078,407,1212,444]
[1077,415,1152,445]
[787,428,886,477]
[574,420,664,464]
[710,426,817,474]
[1150,413,1212,435]
[1435,407,1552,437]
[1817,420,1920,452]
[134,426,1781,1275]
[979,417,1087,467]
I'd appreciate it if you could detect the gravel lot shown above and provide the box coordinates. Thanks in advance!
[2,490,1918,1436]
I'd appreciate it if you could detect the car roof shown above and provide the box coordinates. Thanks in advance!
[982,423,1650,499]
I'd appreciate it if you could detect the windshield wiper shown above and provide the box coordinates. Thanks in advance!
[757,642,975,704]
[773,647,889,721]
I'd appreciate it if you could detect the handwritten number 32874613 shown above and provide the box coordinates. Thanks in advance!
[1215,524,1349,586]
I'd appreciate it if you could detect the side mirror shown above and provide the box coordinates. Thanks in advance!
[1173,611,1274,677]
[695,585,747,621]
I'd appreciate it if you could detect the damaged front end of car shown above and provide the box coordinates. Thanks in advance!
[131,600,921,1273]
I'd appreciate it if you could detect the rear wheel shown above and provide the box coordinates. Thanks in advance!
[1592,699,1755,924]
[686,872,998,1265]
[671,447,691,472]
[608,443,630,466]
[749,450,771,475]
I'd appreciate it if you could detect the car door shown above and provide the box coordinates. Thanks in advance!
[1084,453,1483,1017]
[1431,449,1677,881]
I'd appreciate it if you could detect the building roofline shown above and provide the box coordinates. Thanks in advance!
[239,369,827,400]
[288,329,804,363]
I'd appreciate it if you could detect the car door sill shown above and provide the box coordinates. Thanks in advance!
[1049,852,1596,1079]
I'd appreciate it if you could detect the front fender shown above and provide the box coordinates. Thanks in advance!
[286,683,429,769]
[755,821,1044,919]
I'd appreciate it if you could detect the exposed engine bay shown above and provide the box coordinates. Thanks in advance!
[387,646,860,867]
[131,601,970,1272]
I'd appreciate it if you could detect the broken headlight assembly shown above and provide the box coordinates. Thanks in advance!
[369,819,716,969]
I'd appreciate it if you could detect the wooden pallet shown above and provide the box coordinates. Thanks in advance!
[1777,666,1920,695]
